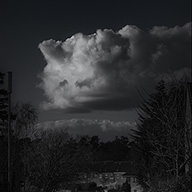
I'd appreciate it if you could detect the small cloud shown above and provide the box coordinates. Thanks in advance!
[59,79,68,87]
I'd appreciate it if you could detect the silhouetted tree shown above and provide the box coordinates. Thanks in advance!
[12,102,38,138]
[78,135,131,161]
[134,78,191,191]
[93,136,130,161]
[25,129,84,192]
[9,103,38,192]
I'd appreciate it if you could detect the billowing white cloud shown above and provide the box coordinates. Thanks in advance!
[39,22,191,111]
[36,119,136,141]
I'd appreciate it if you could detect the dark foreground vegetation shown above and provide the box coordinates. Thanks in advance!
[133,78,191,191]
[0,72,191,192]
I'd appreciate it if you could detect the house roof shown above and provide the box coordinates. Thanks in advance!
[85,161,137,175]
[102,161,135,174]
[86,161,112,172]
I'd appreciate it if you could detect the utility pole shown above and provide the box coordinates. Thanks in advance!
[7,72,12,192]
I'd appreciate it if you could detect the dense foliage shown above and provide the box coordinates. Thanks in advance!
[78,135,135,162]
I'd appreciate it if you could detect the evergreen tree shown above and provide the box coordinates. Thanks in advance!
[134,79,191,191]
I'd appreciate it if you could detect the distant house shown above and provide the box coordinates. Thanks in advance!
[78,161,143,192]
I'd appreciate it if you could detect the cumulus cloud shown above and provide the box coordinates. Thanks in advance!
[39,22,191,111]
[36,119,136,141]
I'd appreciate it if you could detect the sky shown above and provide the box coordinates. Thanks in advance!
[0,0,191,140]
